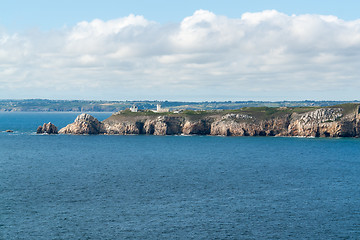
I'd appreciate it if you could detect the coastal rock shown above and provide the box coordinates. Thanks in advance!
[210,117,290,136]
[153,116,183,135]
[182,119,212,135]
[154,120,167,135]
[56,105,360,137]
[143,120,156,134]
[210,120,245,136]
[101,116,185,135]
[102,121,143,135]
[287,108,348,137]
[59,113,103,134]
[37,122,58,134]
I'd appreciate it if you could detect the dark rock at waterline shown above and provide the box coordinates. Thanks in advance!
[37,122,58,134]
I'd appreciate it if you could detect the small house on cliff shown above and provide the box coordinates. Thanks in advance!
[130,105,138,112]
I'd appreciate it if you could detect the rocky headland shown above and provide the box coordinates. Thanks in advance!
[51,104,360,137]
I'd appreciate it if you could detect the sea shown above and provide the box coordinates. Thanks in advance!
[1,112,360,239]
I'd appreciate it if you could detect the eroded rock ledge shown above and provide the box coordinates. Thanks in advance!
[57,104,360,137]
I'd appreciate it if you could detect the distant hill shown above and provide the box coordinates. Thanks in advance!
[0,99,358,112]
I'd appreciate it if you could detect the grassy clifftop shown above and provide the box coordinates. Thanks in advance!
[106,103,360,123]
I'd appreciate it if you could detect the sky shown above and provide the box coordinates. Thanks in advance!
[1,0,360,101]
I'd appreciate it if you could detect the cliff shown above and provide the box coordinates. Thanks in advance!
[58,104,360,137]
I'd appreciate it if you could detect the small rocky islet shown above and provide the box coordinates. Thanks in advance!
[37,103,360,137]
[37,122,58,134]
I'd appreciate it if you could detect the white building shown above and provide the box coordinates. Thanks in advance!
[130,105,138,112]
[156,104,169,113]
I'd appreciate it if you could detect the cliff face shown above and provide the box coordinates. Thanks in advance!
[58,105,360,137]
[210,113,290,136]
[288,108,358,137]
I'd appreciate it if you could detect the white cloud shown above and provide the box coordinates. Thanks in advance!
[0,10,360,100]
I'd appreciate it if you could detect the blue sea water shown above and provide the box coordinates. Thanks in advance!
[1,112,360,239]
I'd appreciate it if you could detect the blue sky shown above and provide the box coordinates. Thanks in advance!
[0,1,360,101]
[2,0,359,30]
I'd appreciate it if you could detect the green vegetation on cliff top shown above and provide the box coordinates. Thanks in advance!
[109,103,360,122]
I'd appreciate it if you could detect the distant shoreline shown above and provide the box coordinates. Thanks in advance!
[1,99,358,112]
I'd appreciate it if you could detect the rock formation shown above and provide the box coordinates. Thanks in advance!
[210,117,290,136]
[59,113,103,134]
[287,108,358,137]
[37,122,58,134]
[56,104,360,137]
[182,119,212,135]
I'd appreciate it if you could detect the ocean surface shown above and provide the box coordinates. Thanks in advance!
[1,112,360,239]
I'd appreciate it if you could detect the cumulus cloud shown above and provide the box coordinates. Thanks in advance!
[1,10,360,100]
